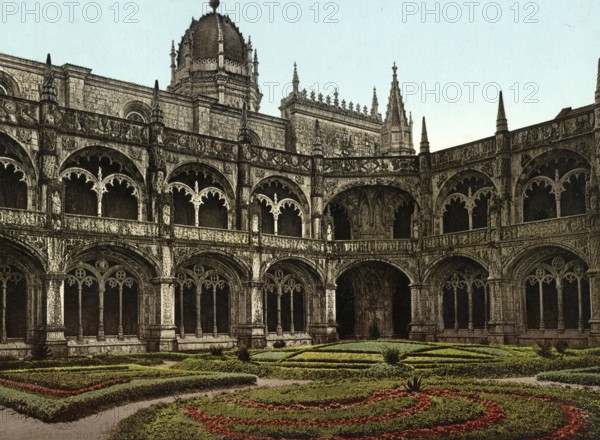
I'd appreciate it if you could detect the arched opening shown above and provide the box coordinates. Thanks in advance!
[168,166,230,230]
[0,264,26,342]
[329,203,351,240]
[65,259,140,341]
[61,149,143,220]
[524,254,590,332]
[440,261,489,331]
[440,174,494,234]
[0,162,27,209]
[253,179,306,238]
[336,262,411,339]
[393,200,414,239]
[327,186,416,241]
[174,262,232,338]
[520,153,590,223]
[263,262,314,336]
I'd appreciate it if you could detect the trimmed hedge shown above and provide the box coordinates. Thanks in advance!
[0,370,256,423]
[537,367,600,386]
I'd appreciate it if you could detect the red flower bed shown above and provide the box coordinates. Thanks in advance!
[237,388,418,411]
[0,377,130,397]
[185,388,590,440]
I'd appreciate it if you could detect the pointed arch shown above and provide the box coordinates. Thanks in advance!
[252,177,310,238]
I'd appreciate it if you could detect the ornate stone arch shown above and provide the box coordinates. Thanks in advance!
[0,71,22,97]
[166,162,235,229]
[64,245,159,341]
[261,258,322,337]
[423,256,490,333]
[334,258,417,285]
[174,253,247,339]
[60,146,146,220]
[435,170,497,234]
[121,100,152,123]
[0,239,46,344]
[505,245,591,334]
[252,176,310,238]
[515,149,591,223]
[325,185,418,241]
[0,131,38,210]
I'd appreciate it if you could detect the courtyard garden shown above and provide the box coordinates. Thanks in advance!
[0,341,598,438]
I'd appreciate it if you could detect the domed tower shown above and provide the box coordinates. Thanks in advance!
[169,0,262,111]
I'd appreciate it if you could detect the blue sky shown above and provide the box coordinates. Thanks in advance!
[1,0,598,150]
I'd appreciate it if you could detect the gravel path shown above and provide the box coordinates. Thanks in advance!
[0,378,310,440]
[493,377,600,391]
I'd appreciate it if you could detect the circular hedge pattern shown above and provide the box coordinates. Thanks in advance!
[185,387,588,439]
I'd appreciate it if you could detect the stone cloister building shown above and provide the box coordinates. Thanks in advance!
[0,4,599,357]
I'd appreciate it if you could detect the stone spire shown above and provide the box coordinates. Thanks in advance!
[238,101,250,143]
[420,117,430,154]
[170,41,177,82]
[496,90,508,133]
[596,58,600,105]
[253,50,259,83]
[216,8,225,70]
[371,87,379,118]
[151,80,164,124]
[312,119,323,156]
[380,63,414,155]
[41,54,58,103]
[292,62,300,95]
[210,0,220,13]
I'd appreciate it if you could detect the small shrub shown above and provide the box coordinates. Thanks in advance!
[368,322,380,340]
[31,344,53,361]
[404,376,425,393]
[382,347,402,365]
[236,346,251,362]
[554,340,568,355]
[209,345,224,357]
[273,340,286,349]
[536,342,553,358]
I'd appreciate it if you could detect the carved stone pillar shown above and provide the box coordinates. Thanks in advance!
[588,269,600,345]
[310,284,338,344]
[237,281,267,349]
[409,283,436,342]
[487,277,518,344]
[147,278,177,352]
[41,272,68,357]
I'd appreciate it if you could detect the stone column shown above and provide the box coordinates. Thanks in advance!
[588,269,600,345]
[237,281,267,348]
[487,277,518,344]
[147,278,178,352]
[409,283,436,342]
[309,284,338,344]
[41,272,68,357]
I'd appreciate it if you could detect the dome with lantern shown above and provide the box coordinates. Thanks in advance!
[169,0,262,111]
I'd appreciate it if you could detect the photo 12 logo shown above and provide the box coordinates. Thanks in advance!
[401,81,540,104]
[201,1,340,24]
[402,2,540,24]
[0,1,140,24]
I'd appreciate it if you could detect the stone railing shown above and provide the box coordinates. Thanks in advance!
[430,137,496,168]
[261,235,325,253]
[332,240,413,255]
[163,128,238,162]
[0,96,39,128]
[60,107,148,146]
[502,215,587,240]
[323,157,417,176]
[64,215,159,237]
[250,146,312,174]
[174,225,249,245]
[424,229,489,250]
[0,208,46,228]
[512,112,594,151]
